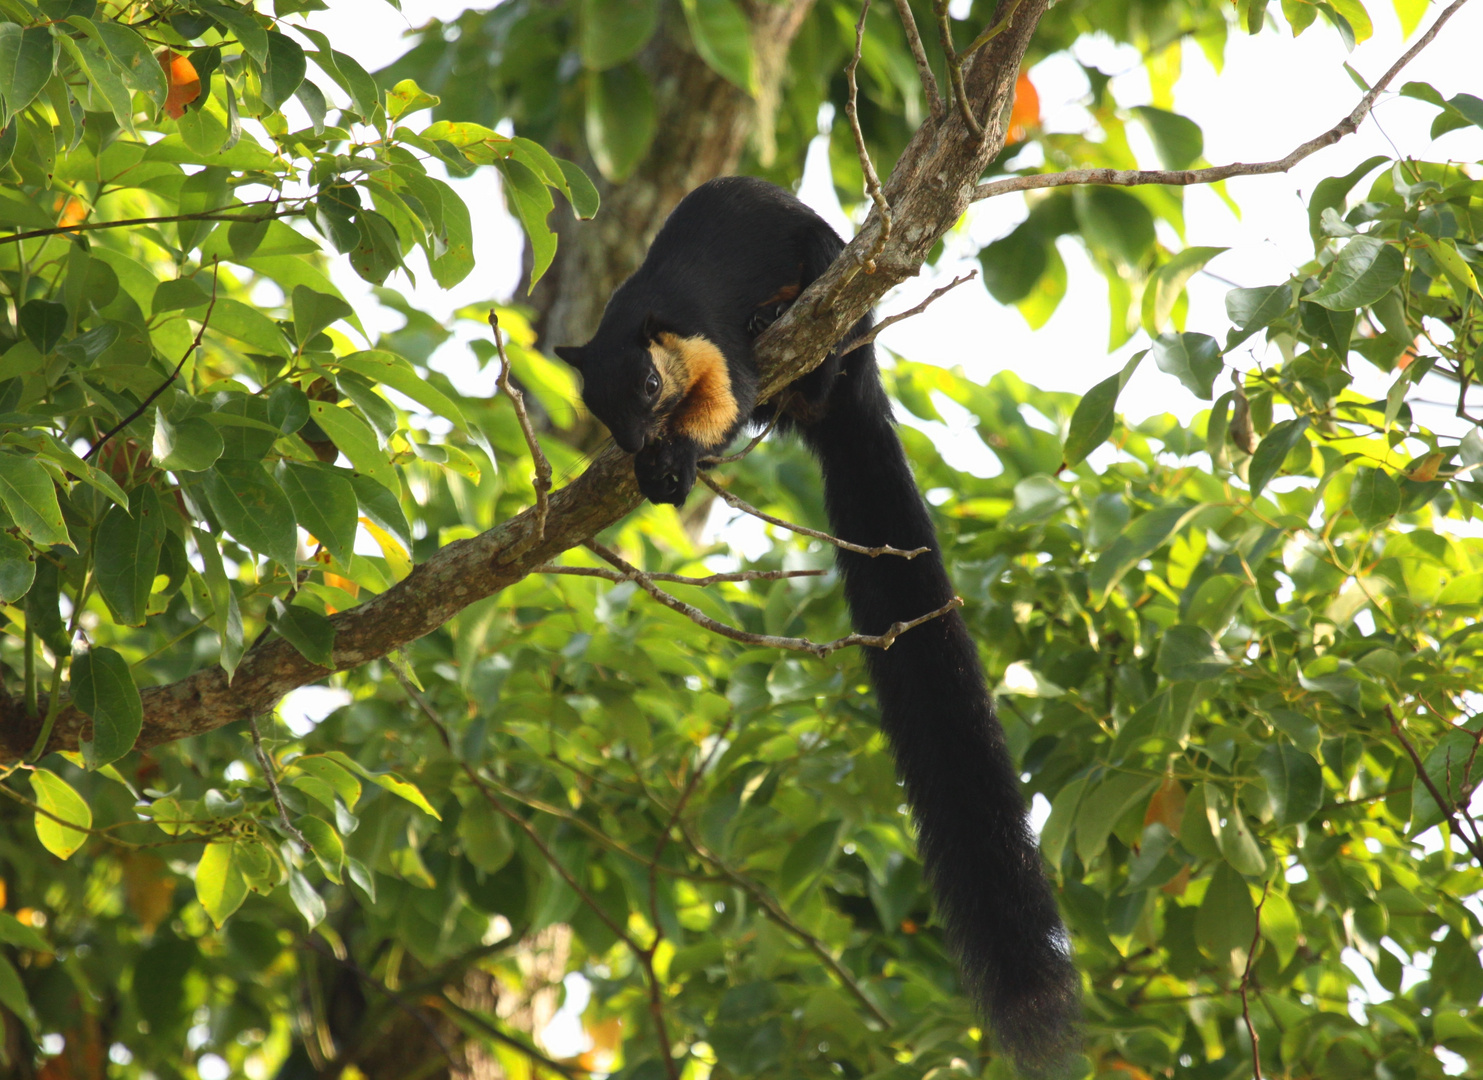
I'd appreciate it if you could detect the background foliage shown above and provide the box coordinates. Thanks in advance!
[0,1,1479,1080]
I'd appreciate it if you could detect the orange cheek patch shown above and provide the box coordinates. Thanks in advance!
[671,336,738,447]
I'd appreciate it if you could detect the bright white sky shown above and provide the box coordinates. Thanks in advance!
[302,0,1483,464]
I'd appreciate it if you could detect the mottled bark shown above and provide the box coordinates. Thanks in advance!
[0,0,1051,762]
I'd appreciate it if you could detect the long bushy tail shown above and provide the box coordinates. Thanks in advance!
[796,331,1080,1071]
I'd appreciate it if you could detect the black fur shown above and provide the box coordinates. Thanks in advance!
[558,176,1080,1070]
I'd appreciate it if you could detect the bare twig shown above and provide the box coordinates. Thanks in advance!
[490,311,553,544]
[962,0,1027,58]
[678,821,892,1026]
[698,473,929,559]
[535,564,825,586]
[1240,881,1271,1080]
[84,260,220,462]
[839,270,978,353]
[587,541,960,659]
[1,205,299,247]
[892,0,943,117]
[935,0,983,138]
[1387,704,1483,862]
[699,414,779,466]
[846,0,892,273]
[249,713,309,851]
[972,0,1472,203]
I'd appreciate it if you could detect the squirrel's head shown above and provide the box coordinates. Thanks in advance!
[555,313,685,455]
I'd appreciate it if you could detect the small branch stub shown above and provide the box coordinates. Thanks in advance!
[489,310,553,547]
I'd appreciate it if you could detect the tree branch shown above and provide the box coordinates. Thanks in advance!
[1239,880,1270,1080]
[587,541,960,660]
[846,0,891,273]
[838,270,977,353]
[972,0,1472,203]
[536,564,825,586]
[1388,704,1483,862]
[490,311,552,548]
[893,0,942,117]
[0,0,1052,760]
[1,205,300,247]
[699,473,929,558]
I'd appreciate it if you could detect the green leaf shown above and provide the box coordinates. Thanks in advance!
[1073,187,1155,268]
[260,30,306,113]
[457,794,515,873]
[0,955,33,1033]
[72,645,144,769]
[201,1,268,65]
[77,17,167,111]
[94,485,166,626]
[1003,476,1070,527]
[580,0,660,69]
[679,0,755,93]
[1132,106,1204,170]
[1155,624,1232,682]
[1063,351,1144,468]
[348,472,411,550]
[280,462,357,566]
[1196,862,1257,970]
[1307,236,1404,310]
[1350,466,1400,527]
[1308,156,1388,241]
[425,177,473,288]
[1205,784,1267,876]
[291,285,354,349]
[294,755,361,807]
[0,911,48,953]
[0,450,70,548]
[780,819,843,900]
[57,32,135,135]
[348,209,404,286]
[0,533,34,603]
[154,410,225,473]
[308,402,400,495]
[980,223,1049,306]
[336,350,467,429]
[557,159,601,220]
[195,841,247,927]
[296,815,344,883]
[0,23,55,124]
[208,297,293,358]
[1268,709,1321,754]
[204,459,299,571]
[1089,505,1203,604]
[320,751,440,819]
[1143,247,1226,334]
[585,63,656,183]
[19,299,66,354]
[385,77,438,120]
[1256,744,1323,825]
[1247,417,1310,498]
[1151,331,1222,399]
[29,767,92,860]
[269,599,335,668]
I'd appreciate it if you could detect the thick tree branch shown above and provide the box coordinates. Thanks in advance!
[972,0,1472,203]
[0,0,1050,760]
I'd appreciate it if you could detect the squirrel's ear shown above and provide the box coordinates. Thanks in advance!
[554,345,585,371]
[641,313,661,341]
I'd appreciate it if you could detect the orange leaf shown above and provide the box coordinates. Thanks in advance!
[1008,71,1040,143]
[1408,451,1444,483]
[1143,775,1185,834]
[158,49,201,119]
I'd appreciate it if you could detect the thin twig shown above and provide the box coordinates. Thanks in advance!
[698,474,929,559]
[846,0,891,273]
[699,414,779,466]
[398,672,679,1080]
[535,564,825,586]
[1,206,298,247]
[300,937,472,1079]
[1240,880,1271,1080]
[490,311,552,543]
[892,0,942,117]
[1387,704,1483,861]
[838,270,978,353]
[249,714,309,851]
[677,821,892,1027]
[85,261,220,462]
[972,0,1472,202]
[961,0,1027,58]
[934,0,983,138]
[587,541,959,659]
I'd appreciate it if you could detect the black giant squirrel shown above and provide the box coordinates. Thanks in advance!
[555,176,1079,1071]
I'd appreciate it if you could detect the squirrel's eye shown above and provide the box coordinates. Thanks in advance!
[644,370,662,399]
